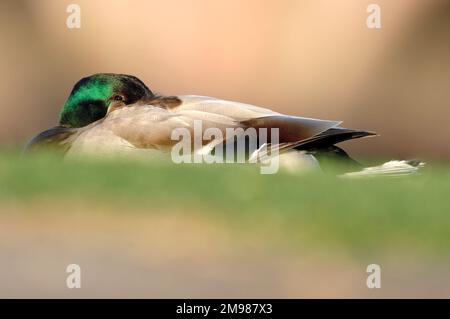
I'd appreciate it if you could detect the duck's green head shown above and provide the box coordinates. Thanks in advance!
[59,73,153,128]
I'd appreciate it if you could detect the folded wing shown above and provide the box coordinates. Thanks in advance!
[67,95,372,157]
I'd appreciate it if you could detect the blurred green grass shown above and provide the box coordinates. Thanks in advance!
[1,151,449,257]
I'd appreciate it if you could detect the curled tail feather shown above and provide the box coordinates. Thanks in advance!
[341,160,425,178]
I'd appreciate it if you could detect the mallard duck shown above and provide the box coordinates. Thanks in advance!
[25,73,423,175]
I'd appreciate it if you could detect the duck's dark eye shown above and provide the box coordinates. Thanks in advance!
[113,95,124,101]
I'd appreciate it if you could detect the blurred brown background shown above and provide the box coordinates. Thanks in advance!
[1,0,449,159]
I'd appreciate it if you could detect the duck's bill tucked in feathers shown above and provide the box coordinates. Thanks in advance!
[23,126,77,155]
